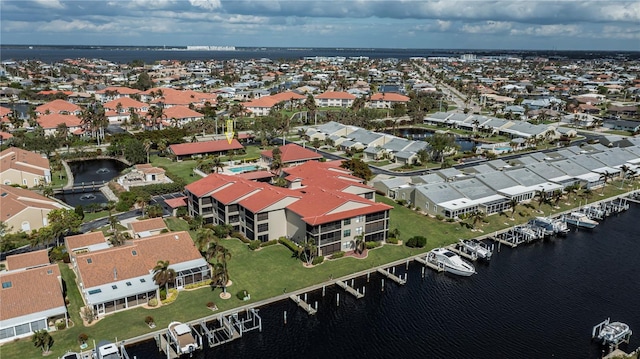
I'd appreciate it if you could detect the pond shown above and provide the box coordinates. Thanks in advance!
[55,159,128,208]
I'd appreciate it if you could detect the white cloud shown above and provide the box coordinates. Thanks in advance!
[188,0,222,11]
[33,0,64,9]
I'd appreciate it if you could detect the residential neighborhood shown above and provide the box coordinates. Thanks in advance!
[0,50,639,358]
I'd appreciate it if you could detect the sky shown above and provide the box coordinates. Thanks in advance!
[1,0,639,51]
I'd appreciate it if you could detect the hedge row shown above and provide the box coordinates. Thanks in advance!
[278,237,299,253]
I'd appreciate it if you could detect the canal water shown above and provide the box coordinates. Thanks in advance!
[54,159,127,207]
[126,204,640,359]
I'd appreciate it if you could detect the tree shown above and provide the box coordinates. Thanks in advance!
[426,133,457,163]
[152,260,176,296]
[143,138,153,164]
[354,233,366,255]
[136,194,151,217]
[340,158,373,182]
[469,210,486,229]
[47,209,82,246]
[123,139,146,164]
[269,147,283,172]
[196,228,216,253]
[32,329,54,354]
[416,148,429,166]
[509,198,519,218]
[299,237,317,266]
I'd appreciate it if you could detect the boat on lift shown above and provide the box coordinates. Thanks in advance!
[458,239,493,260]
[598,322,632,344]
[168,321,199,355]
[427,248,476,277]
[93,341,121,359]
[529,216,570,236]
[563,212,598,229]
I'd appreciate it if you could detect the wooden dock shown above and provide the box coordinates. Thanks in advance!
[376,268,406,285]
[289,294,317,315]
[492,235,518,248]
[414,256,444,272]
[157,333,179,359]
[335,280,365,299]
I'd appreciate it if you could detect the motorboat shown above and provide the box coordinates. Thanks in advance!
[93,341,121,359]
[563,212,598,229]
[597,321,632,344]
[427,248,476,277]
[458,239,492,260]
[529,216,570,236]
[579,205,605,220]
[168,321,199,355]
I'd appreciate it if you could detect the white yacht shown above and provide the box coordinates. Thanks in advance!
[563,212,598,229]
[428,248,476,277]
[168,321,199,355]
[458,239,492,260]
[529,216,570,236]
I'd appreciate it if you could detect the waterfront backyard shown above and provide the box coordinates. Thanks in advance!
[2,178,638,358]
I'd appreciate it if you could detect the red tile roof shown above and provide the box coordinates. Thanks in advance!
[287,188,392,226]
[316,91,356,100]
[35,99,81,114]
[163,106,203,119]
[185,173,234,197]
[129,217,167,234]
[37,113,82,129]
[103,97,148,110]
[65,232,107,251]
[370,93,410,102]
[169,139,243,156]
[96,86,141,95]
[0,147,50,175]
[74,231,202,288]
[261,143,323,163]
[6,249,50,270]
[165,196,187,208]
[0,264,65,321]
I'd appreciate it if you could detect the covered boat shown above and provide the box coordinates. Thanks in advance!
[427,248,476,277]
[168,321,199,355]
[458,239,492,260]
[563,212,598,229]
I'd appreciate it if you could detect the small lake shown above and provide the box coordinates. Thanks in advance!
[55,159,128,207]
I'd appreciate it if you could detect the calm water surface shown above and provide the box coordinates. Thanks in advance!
[127,204,640,359]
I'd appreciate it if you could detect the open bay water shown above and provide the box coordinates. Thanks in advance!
[126,204,640,359]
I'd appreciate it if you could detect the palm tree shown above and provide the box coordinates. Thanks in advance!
[509,198,519,218]
[469,210,486,229]
[212,156,224,173]
[143,138,152,164]
[32,329,54,354]
[152,260,176,297]
[196,228,216,253]
[354,234,366,255]
[211,262,230,295]
[136,194,150,217]
[299,237,317,265]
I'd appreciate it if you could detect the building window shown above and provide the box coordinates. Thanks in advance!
[257,212,268,221]
[356,227,363,235]
[343,229,351,237]
[343,218,351,225]
[364,192,373,199]
[126,282,132,286]
[257,223,269,233]
[88,289,102,295]
[258,234,268,242]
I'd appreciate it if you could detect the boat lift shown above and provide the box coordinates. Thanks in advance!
[198,308,262,348]
[592,318,633,351]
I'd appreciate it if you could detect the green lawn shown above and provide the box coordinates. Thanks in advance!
[82,210,109,223]
[4,179,638,358]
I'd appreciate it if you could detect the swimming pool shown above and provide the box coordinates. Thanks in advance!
[229,165,259,173]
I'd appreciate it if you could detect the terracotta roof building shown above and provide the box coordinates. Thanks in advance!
[35,99,82,116]
[70,231,210,318]
[0,255,66,343]
[260,143,323,167]
[185,162,392,255]
[169,139,244,160]
[315,91,356,108]
[0,184,69,233]
[0,147,51,188]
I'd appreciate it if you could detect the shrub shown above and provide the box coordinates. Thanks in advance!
[159,287,167,300]
[406,236,427,248]
[176,207,188,218]
[206,301,217,309]
[365,241,381,249]
[278,237,299,253]
[260,240,278,247]
[184,279,212,290]
[387,237,399,245]
[56,321,66,330]
[330,251,345,259]
[311,256,324,265]
[396,199,407,206]
[231,231,250,243]
[248,240,261,250]
[236,290,250,300]
[161,289,178,305]
[447,218,456,223]
[435,214,445,221]
[144,316,154,325]
[78,333,88,344]
[148,298,158,307]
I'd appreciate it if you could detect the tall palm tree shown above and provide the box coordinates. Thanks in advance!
[354,234,366,255]
[143,138,152,163]
[152,260,176,297]
[196,228,216,253]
